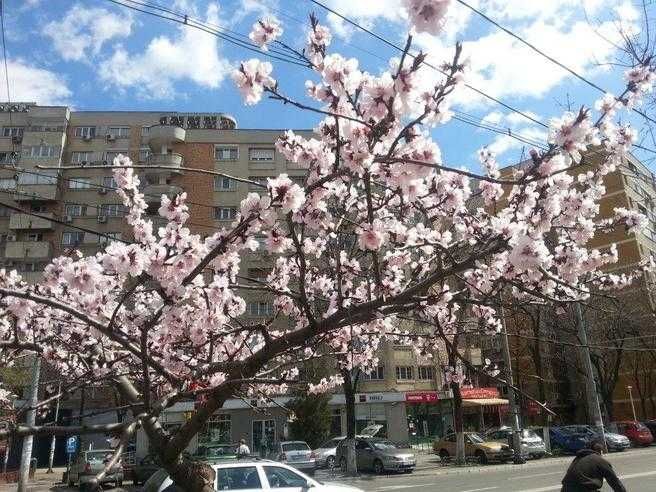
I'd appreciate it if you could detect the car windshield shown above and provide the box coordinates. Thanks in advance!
[282,442,310,452]
[558,427,576,435]
[522,430,539,439]
[565,426,591,434]
[468,434,485,444]
[371,440,400,450]
[86,451,112,463]
[636,423,649,431]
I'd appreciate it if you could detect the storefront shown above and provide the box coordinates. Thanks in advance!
[405,391,454,443]
[460,387,509,432]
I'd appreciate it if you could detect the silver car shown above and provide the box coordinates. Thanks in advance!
[273,441,316,475]
[67,449,124,488]
[336,437,416,474]
[485,427,547,459]
[313,437,345,468]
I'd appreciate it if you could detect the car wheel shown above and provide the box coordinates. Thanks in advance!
[475,450,488,465]
[326,456,335,469]
[133,479,140,486]
[340,457,348,473]
[373,459,384,475]
[117,479,123,487]
[68,476,75,487]
[439,449,450,462]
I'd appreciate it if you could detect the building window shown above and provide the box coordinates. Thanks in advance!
[199,414,231,446]
[290,176,305,187]
[100,204,126,217]
[18,171,56,185]
[0,178,16,189]
[27,233,43,242]
[214,207,237,221]
[62,231,84,246]
[0,151,19,164]
[71,151,93,164]
[214,176,236,191]
[102,176,117,189]
[247,301,273,317]
[74,126,96,139]
[68,177,92,189]
[418,366,435,380]
[65,204,86,217]
[215,146,238,161]
[249,148,275,161]
[26,145,58,158]
[2,127,23,137]
[139,148,151,162]
[363,366,385,380]
[0,206,9,217]
[395,366,414,381]
[108,127,130,138]
[105,151,126,163]
[141,126,150,136]
[99,232,121,245]
[248,176,270,190]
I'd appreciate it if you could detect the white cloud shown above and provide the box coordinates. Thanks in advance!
[99,3,230,99]
[0,59,71,105]
[476,110,547,159]
[44,4,134,62]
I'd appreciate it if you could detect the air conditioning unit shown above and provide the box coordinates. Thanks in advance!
[64,215,73,223]
[7,235,17,242]
[80,160,88,166]
[106,134,116,142]
[97,215,107,223]
[102,160,109,166]
[99,187,108,195]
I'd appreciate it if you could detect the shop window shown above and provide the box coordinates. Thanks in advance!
[396,366,414,381]
[199,414,231,446]
[330,408,342,436]
[252,419,275,456]
[418,366,434,380]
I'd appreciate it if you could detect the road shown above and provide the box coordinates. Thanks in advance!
[325,447,656,492]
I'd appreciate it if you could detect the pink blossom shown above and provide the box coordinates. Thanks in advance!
[248,17,283,51]
[358,221,388,251]
[232,59,276,105]
[403,0,451,35]
[267,174,306,214]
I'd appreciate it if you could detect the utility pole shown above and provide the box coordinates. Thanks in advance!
[17,356,40,492]
[574,303,607,446]
[627,385,637,421]
[499,303,525,465]
[47,381,62,473]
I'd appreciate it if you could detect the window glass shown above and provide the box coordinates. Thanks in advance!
[248,176,270,190]
[468,433,485,444]
[214,176,235,190]
[445,434,456,442]
[0,178,15,189]
[215,146,238,161]
[18,171,56,185]
[100,204,126,217]
[71,151,93,163]
[108,127,130,138]
[139,148,151,161]
[65,204,85,217]
[214,207,237,221]
[74,127,96,138]
[69,178,92,189]
[62,232,85,245]
[281,442,309,452]
[2,127,23,137]
[371,440,399,450]
[264,466,307,488]
[103,176,118,189]
[216,466,261,490]
[249,148,274,161]
[26,145,58,158]
[363,366,384,380]
[355,440,369,450]
[395,366,413,380]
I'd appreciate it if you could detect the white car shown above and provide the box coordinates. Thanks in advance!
[153,460,364,492]
[313,437,345,468]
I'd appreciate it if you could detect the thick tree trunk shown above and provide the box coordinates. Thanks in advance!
[451,382,465,465]
[342,369,358,476]
[167,459,216,492]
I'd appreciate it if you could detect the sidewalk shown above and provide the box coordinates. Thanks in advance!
[0,468,65,492]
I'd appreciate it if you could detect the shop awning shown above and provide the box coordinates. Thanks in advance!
[462,398,509,407]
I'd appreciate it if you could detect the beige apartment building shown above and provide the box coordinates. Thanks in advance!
[0,103,466,458]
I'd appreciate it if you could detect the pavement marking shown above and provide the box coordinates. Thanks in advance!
[375,485,433,491]
[459,488,498,492]
[507,471,563,480]
[516,469,656,491]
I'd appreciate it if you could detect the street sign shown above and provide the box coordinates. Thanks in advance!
[66,436,78,455]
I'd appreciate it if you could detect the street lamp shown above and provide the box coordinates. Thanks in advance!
[627,385,637,421]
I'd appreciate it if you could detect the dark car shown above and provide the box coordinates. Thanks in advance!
[131,454,161,486]
[549,426,590,454]
[643,420,656,439]
[336,437,416,474]
[565,425,630,452]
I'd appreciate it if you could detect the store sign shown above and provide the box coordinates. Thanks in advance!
[358,393,387,403]
[0,103,31,112]
[460,387,500,399]
[159,114,236,130]
[405,391,439,403]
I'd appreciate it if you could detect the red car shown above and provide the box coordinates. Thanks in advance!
[609,421,654,446]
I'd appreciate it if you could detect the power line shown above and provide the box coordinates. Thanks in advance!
[454,0,656,126]
[0,0,14,155]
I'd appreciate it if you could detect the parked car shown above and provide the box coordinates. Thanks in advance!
[195,443,240,461]
[433,432,513,464]
[608,421,654,446]
[130,454,161,486]
[484,427,547,459]
[153,460,364,492]
[643,420,656,439]
[313,437,345,468]
[336,437,416,474]
[67,449,124,489]
[272,441,317,475]
[564,425,630,452]
[549,426,590,454]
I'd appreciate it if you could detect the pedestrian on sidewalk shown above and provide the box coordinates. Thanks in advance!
[237,439,251,459]
[561,440,626,492]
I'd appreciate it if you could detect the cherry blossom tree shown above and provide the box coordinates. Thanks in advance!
[1,1,655,490]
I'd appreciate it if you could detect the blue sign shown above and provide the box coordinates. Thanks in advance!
[66,436,78,455]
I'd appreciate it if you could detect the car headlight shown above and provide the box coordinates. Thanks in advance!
[384,456,402,461]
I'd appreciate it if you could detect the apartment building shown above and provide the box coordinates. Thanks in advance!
[0,103,468,459]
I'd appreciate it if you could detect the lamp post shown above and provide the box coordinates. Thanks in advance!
[627,385,637,421]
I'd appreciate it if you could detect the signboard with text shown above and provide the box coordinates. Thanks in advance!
[459,387,500,399]
[159,114,236,130]
[405,391,439,404]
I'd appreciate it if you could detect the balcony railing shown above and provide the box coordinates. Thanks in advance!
[5,241,52,259]
[143,184,184,204]
[9,213,54,230]
[146,153,184,172]
[14,184,58,201]
[147,125,186,150]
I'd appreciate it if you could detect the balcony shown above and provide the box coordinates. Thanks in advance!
[147,125,186,150]
[146,153,183,172]
[5,241,52,259]
[9,213,54,230]
[14,184,58,202]
[142,184,184,204]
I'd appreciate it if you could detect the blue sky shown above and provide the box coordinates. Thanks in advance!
[4,0,653,170]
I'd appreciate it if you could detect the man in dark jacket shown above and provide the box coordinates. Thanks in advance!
[561,440,626,491]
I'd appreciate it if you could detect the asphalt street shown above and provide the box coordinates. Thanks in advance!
[326,447,656,492]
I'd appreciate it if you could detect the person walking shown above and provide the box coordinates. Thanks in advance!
[237,439,251,459]
[561,440,626,492]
